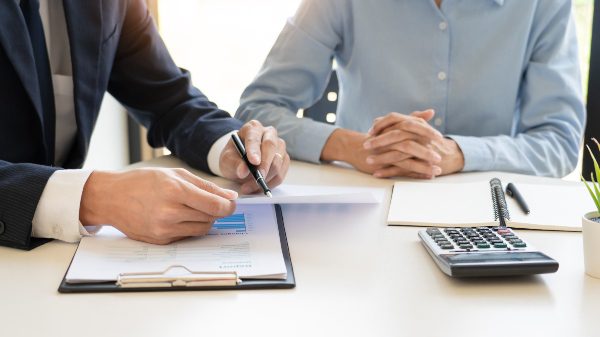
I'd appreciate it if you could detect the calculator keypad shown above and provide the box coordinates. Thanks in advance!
[425,227,527,252]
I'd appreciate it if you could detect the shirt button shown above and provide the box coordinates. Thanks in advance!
[439,22,447,31]
[438,71,447,80]
[434,118,443,127]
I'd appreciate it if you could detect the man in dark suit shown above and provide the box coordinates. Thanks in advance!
[0,0,290,250]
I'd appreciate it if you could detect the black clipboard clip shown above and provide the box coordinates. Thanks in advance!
[116,265,241,288]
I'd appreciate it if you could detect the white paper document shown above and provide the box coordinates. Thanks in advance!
[66,204,287,283]
[237,184,381,204]
[387,181,595,231]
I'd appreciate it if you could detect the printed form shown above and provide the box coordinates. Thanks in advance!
[65,204,287,283]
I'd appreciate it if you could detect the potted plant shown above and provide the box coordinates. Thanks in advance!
[582,138,600,278]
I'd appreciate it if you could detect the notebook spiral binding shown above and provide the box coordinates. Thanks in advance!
[490,178,510,227]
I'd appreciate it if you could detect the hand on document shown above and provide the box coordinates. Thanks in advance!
[219,120,290,194]
[363,110,464,179]
[79,168,237,245]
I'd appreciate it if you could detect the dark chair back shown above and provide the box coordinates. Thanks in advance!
[303,71,339,124]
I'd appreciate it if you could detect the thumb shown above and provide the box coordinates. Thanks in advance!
[410,109,435,121]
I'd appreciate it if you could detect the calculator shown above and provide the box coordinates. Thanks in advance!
[418,227,559,277]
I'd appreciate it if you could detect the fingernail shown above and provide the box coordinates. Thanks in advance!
[224,189,238,199]
[373,172,382,178]
[433,153,442,162]
[366,156,374,164]
[364,141,372,149]
[433,166,442,175]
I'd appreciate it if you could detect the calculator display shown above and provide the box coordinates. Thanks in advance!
[442,252,550,264]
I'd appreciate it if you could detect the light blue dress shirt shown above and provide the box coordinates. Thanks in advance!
[236,0,585,177]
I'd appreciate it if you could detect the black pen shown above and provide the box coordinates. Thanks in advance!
[506,182,530,215]
[231,132,272,197]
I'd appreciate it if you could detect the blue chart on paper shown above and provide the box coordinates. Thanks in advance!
[210,213,247,235]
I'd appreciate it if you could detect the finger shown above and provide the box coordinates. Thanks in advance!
[267,153,290,190]
[179,181,237,217]
[176,169,238,200]
[368,112,409,136]
[380,159,441,177]
[257,126,279,177]
[371,165,435,179]
[364,129,423,150]
[410,109,435,121]
[169,221,215,237]
[367,138,442,164]
[366,150,412,166]
[240,179,261,195]
[400,118,444,140]
[171,207,218,224]
[265,151,284,181]
[239,121,264,165]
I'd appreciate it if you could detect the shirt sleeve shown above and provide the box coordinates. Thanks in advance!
[31,169,94,242]
[448,3,585,178]
[235,0,347,163]
[207,131,236,177]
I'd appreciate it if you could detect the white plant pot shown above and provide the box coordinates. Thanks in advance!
[583,211,600,278]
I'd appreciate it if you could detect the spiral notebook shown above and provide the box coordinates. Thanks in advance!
[387,179,595,231]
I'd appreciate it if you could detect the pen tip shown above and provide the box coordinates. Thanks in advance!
[266,191,273,198]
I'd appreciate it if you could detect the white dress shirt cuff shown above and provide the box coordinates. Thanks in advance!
[207,131,236,177]
[32,169,94,243]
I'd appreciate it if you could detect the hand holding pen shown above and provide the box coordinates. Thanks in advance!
[217,121,290,195]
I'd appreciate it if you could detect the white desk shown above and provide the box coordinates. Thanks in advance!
[1,157,599,337]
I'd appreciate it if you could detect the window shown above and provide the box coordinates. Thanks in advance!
[157,0,301,115]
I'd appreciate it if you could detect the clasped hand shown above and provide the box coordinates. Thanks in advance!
[361,110,464,179]
[79,120,290,245]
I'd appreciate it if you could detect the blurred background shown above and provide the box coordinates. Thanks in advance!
[84,0,595,181]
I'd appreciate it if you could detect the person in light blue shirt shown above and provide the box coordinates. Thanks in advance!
[236,0,585,178]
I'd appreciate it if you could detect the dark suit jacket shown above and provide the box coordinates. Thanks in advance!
[0,0,242,250]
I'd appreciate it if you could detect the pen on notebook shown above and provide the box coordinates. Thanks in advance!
[231,132,273,198]
[506,182,530,215]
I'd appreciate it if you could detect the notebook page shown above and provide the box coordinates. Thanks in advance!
[387,182,495,227]
[66,204,287,283]
[387,180,595,231]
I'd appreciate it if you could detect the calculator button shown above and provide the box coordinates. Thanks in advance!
[497,229,511,234]
[512,242,527,248]
[477,243,491,249]
[440,244,454,250]
[427,228,441,232]
[459,244,473,249]
[493,243,508,248]
[489,239,503,244]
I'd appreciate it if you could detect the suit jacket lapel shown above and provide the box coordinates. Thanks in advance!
[62,0,102,167]
[0,1,44,123]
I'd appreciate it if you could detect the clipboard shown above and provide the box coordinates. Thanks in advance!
[58,204,295,293]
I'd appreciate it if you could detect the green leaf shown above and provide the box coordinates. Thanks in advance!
[587,144,600,201]
[582,174,600,212]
